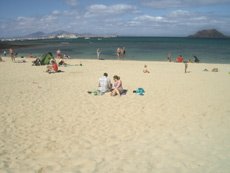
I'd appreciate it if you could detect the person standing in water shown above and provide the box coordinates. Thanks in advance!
[9,48,15,62]
[122,47,126,60]
[117,46,121,60]
[167,53,171,62]
[56,49,61,59]
[97,48,101,60]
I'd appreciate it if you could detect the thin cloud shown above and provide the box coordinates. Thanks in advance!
[65,0,79,7]
[140,0,230,8]
[84,4,140,18]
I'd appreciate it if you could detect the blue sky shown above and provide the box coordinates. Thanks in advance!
[0,0,230,37]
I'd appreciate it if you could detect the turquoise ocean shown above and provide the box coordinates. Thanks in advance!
[4,37,230,64]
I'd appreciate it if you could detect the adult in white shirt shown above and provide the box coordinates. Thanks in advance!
[98,73,112,93]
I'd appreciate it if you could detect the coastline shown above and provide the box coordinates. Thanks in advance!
[1,37,230,64]
[0,58,230,172]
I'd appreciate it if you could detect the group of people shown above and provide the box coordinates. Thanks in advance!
[98,73,123,96]
[98,65,150,96]
[117,46,126,60]
[97,46,126,60]
[168,53,200,63]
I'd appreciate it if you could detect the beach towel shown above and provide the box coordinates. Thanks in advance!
[48,70,64,74]
[60,64,78,67]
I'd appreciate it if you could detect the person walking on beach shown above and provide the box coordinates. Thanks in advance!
[3,50,6,57]
[98,73,112,93]
[117,46,121,60]
[184,62,188,73]
[167,53,171,62]
[9,48,15,62]
[56,49,61,59]
[122,47,126,60]
[97,48,101,60]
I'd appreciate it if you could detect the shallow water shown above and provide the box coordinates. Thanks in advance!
[2,37,230,64]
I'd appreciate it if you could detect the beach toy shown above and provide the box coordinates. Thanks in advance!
[134,88,145,96]
[212,68,218,72]
[136,88,145,93]
[80,63,82,66]
[92,90,98,95]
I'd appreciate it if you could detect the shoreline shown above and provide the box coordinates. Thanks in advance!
[1,56,230,65]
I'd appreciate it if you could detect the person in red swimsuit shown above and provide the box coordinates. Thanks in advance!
[56,49,61,58]
[176,55,184,63]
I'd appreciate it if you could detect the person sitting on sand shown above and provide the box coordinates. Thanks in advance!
[49,57,56,64]
[46,60,58,73]
[0,57,4,62]
[58,58,67,66]
[111,75,123,96]
[32,58,41,66]
[143,65,150,73]
[194,56,200,63]
[187,59,193,63]
[176,55,184,63]
[98,73,112,93]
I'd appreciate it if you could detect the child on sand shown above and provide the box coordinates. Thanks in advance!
[185,62,188,73]
[143,65,150,73]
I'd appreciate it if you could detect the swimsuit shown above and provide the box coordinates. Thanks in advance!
[114,81,123,89]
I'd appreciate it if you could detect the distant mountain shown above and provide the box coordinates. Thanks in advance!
[22,30,113,38]
[23,30,73,38]
[49,30,71,36]
[188,29,227,38]
[24,31,47,38]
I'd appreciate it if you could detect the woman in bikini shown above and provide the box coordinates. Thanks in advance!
[117,46,121,60]
[111,75,123,96]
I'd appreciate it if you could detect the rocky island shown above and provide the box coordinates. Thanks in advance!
[188,29,228,38]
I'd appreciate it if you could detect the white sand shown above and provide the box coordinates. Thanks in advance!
[0,57,230,172]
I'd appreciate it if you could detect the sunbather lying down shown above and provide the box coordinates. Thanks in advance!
[14,60,27,63]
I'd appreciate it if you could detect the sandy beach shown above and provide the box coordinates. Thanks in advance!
[0,57,230,172]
